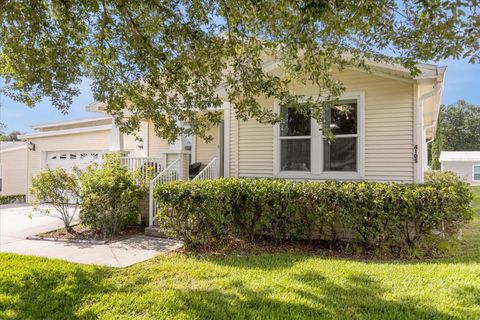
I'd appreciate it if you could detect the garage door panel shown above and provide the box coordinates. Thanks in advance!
[47,151,105,172]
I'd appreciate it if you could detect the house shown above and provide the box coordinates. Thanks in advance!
[0,142,28,196]
[440,151,480,184]
[8,59,444,226]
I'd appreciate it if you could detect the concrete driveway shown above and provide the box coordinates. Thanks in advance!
[0,204,182,268]
[0,203,78,246]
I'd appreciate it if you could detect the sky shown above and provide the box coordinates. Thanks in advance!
[1,57,479,134]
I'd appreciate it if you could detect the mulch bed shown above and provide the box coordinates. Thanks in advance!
[35,224,145,243]
[178,237,450,261]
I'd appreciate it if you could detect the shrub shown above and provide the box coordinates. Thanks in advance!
[80,154,143,238]
[154,173,473,254]
[30,168,81,233]
[0,194,25,205]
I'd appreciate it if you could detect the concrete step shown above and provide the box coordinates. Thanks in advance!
[144,226,168,238]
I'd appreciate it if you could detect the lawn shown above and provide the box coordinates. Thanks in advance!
[1,188,479,320]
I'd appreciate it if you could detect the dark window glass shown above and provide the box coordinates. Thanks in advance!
[280,106,311,136]
[327,100,357,135]
[281,139,310,171]
[324,138,357,171]
[474,166,480,181]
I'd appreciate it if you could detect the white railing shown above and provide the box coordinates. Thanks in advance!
[120,157,163,182]
[192,157,219,181]
[148,157,182,226]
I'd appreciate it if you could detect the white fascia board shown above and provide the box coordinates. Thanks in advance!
[18,125,112,140]
[31,116,112,130]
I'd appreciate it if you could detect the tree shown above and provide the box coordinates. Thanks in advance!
[6,130,22,141]
[0,130,22,141]
[0,122,6,139]
[1,1,478,141]
[30,168,81,233]
[441,100,480,151]
[429,100,480,168]
[80,154,142,238]
[429,111,443,170]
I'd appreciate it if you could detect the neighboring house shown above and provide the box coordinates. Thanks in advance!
[439,151,480,185]
[9,59,444,226]
[0,142,28,196]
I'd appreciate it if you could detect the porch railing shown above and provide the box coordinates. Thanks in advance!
[148,157,182,226]
[120,157,163,182]
[192,157,219,180]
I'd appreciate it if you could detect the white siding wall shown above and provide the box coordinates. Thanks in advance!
[0,147,28,195]
[229,69,415,183]
[442,162,480,184]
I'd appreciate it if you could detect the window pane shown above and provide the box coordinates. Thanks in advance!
[474,166,480,181]
[280,106,311,136]
[281,139,310,171]
[324,138,357,171]
[327,99,357,135]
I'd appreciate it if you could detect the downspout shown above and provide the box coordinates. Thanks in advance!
[423,68,446,172]
[416,74,443,182]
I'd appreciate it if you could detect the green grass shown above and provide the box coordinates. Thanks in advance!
[1,188,480,320]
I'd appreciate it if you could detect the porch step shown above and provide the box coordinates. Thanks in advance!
[144,226,168,238]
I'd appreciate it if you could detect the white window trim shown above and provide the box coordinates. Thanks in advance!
[273,91,365,180]
[473,165,480,182]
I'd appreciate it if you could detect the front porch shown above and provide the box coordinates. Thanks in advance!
[110,107,227,228]
[119,146,221,228]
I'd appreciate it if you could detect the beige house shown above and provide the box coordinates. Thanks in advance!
[0,142,28,196]
[440,151,480,185]
[6,59,444,226]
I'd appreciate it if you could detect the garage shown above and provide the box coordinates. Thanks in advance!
[47,151,106,172]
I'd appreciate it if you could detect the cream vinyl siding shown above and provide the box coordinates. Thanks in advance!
[26,129,111,201]
[238,97,274,177]
[229,107,239,177]
[147,120,170,158]
[0,147,28,195]
[123,131,145,157]
[195,125,219,165]
[229,69,414,182]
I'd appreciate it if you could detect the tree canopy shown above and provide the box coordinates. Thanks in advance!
[441,100,480,151]
[429,100,480,169]
[1,0,479,141]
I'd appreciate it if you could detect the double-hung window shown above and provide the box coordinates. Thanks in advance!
[276,95,362,178]
[323,99,358,172]
[279,107,311,171]
[474,165,480,182]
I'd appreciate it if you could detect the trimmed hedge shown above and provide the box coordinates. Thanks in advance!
[154,173,473,253]
[0,194,26,205]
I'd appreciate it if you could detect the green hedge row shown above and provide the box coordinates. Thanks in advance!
[0,194,26,205]
[154,172,473,253]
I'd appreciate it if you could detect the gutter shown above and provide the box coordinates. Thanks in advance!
[18,124,112,140]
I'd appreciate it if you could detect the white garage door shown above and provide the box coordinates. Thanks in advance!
[47,151,105,172]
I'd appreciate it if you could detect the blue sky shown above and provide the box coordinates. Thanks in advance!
[1,58,479,134]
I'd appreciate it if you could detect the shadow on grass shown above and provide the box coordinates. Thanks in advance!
[0,256,114,320]
[0,252,477,319]
[165,270,465,319]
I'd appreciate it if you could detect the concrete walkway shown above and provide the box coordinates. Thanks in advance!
[0,204,183,268]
